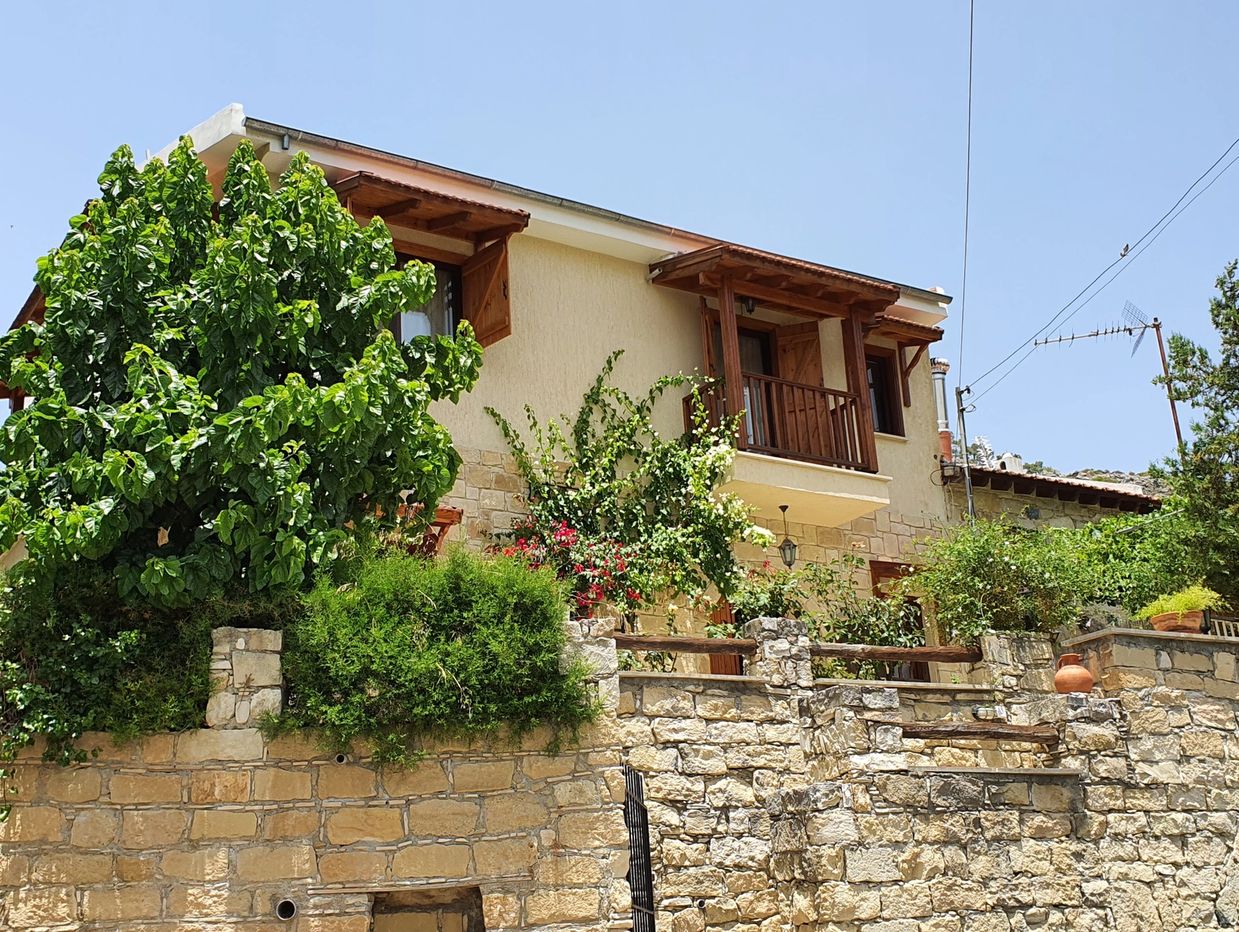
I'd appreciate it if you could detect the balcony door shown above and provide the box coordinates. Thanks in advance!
[773,322,826,458]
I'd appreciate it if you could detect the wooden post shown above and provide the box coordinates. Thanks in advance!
[841,310,879,471]
[717,276,747,449]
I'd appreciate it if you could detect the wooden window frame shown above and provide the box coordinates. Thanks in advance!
[865,346,905,437]
[390,247,464,343]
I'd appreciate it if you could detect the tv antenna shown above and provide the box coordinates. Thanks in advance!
[1033,301,1183,448]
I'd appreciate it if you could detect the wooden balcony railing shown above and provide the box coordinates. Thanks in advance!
[684,372,875,472]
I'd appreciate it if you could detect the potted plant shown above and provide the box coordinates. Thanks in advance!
[1135,584,1224,633]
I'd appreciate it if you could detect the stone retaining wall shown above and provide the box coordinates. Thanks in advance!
[3,621,1239,930]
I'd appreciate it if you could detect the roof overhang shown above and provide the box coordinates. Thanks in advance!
[967,466,1160,513]
[649,244,900,319]
[333,172,529,246]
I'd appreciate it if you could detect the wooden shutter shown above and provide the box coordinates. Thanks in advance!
[774,322,827,458]
[775,322,824,386]
[461,237,512,347]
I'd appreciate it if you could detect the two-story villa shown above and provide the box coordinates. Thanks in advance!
[2,104,1158,595]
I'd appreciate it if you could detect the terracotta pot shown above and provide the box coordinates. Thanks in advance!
[1149,610,1204,633]
[1054,653,1094,694]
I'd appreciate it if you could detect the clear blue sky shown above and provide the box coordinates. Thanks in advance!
[3,2,1237,472]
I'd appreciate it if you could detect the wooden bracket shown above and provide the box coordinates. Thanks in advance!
[897,342,928,408]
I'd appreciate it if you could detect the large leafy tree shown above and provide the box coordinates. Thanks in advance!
[0,139,481,603]
[1159,260,1239,601]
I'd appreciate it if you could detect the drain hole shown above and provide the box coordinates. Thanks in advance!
[276,899,297,921]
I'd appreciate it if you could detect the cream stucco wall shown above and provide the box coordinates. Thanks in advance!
[431,234,702,450]
[432,232,950,534]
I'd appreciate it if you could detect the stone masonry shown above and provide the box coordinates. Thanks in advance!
[3,618,1239,929]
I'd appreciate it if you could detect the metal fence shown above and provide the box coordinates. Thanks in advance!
[623,764,656,932]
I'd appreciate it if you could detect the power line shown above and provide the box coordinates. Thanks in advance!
[970,142,1239,405]
[967,130,1239,393]
[956,0,975,389]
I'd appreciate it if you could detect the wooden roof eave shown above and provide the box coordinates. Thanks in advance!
[650,246,900,320]
[333,171,530,245]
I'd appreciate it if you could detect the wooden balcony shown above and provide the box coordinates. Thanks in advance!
[685,373,875,473]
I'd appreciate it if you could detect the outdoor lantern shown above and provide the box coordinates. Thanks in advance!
[778,504,797,569]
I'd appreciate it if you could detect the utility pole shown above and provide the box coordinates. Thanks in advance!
[955,385,976,520]
[1151,318,1185,449]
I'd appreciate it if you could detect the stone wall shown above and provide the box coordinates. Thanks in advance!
[6,621,1239,930]
[947,483,1131,529]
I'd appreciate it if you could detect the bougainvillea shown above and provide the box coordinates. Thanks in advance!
[489,351,772,613]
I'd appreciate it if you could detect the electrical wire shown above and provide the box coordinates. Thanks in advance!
[956,0,975,389]
[969,142,1239,405]
[967,130,1239,394]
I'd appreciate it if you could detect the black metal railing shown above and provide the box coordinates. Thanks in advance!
[623,764,656,931]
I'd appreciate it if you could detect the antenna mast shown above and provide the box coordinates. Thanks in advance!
[1033,302,1184,449]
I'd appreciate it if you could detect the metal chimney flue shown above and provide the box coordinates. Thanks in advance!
[930,358,952,461]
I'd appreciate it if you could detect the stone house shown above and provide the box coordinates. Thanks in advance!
[0,103,1156,613]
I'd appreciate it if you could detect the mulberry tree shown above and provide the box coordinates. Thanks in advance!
[0,139,481,603]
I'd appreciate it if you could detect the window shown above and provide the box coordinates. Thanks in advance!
[392,254,462,342]
[866,350,904,436]
[870,559,927,682]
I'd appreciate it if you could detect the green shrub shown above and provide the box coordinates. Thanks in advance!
[907,520,1096,642]
[0,563,288,766]
[1135,584,1224,621]
[1072,507,1207,614]
[276,549,599,765]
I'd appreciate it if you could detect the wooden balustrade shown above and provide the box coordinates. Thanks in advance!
[683,373,874,472]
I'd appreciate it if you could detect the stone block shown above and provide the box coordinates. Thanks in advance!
[392,843,471,878]
[845,846,901,882]
[384,763,451,796]
[253,766,312,800]
[176,728,264,762]
[190,809,258,839]
[319,850,389,883]
[319,764,378,798]
[81,885,162,922]
[109,772,183,804]
[480,792,547,835]
[0,806,66,843]
[525,888,602,925]
[452,760,516,793]
[160,847,231,881]
[32,852,113,884]
[71,810,119,847]
[325,806,405,844]
[558,809,629,849]
[121,809,189,848]
[236,843,316,881]
[475,836,538,875]
[44,766,101,803]
[262,808,320,840]
[232,649,282,687]
[190,768,251,803]
[407,798,481,836]
[7,886,78,928]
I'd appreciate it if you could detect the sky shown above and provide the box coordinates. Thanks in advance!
[2,2,1237,472]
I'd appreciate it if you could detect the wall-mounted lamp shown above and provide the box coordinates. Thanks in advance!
[778,504,797,569]
[740,296,756,316]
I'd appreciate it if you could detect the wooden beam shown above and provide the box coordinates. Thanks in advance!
[717,276,747,450]
[730,279,853,318]
[376,196,422,218]
[840,311,879,472]
[810,643,982,663]
[886,721,1059,744]
[426,210,473,232]
[614,634,758,656]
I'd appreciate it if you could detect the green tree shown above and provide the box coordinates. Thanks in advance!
[0,139,481,603]
[1158,260,1239,602]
